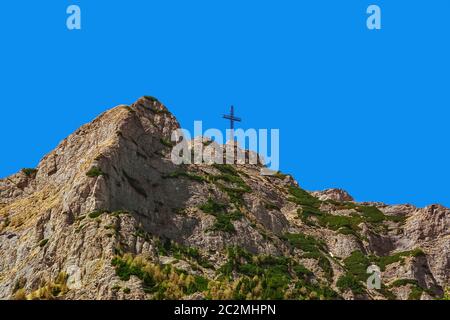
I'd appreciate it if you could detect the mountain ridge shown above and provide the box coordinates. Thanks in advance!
[0,97,448,300]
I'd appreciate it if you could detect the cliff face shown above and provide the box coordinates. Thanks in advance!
[0,97,448,300]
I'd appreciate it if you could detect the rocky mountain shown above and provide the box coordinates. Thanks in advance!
[0,97,448,300]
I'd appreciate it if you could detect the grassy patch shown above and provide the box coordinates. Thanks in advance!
[212,164,239,176]
[283,233,326,253]
[86,167,104,177]
[88,210,104,219]
[112,256,157,293]
[343,251,370,282]
[319,214,362,233]
[293,264,313,278]
[155,239,213,269]
[163,171,207,183]
[282,233,333,280]
[199,198,227,214]
[111,210,130,217]
[336,274,365,295]
[390,278,429,300]
[209,164,252,206]
[217,185,249,206]
[199,199,243,233]
[287,186,321,207]
[357,206,385,223]
[210,210,243,233]
[372,248,425,271]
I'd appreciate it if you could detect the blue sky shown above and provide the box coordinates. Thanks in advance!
[0,1,449,207]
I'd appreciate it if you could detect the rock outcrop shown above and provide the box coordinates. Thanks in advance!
[0,97,448,300]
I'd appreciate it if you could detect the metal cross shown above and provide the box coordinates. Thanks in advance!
[223,105,241,131]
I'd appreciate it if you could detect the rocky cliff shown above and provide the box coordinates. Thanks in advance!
[0,97,448,300]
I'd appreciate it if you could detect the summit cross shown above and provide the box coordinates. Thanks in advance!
[223,105,241,142]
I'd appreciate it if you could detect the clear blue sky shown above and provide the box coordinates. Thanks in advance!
[0,1,449,207]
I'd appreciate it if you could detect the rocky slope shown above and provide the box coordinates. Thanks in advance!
[0,97,448,300]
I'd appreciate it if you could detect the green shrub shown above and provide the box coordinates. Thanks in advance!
[163,171,206,183]
[318,214,362,232]
[408,286,424,300]
[111,256,157,293]
[317,255,334,281]
[293,264,313,278]
[287,186,321,207]
[283,233,325,253]
[111,210,130,217]
[226,253,293,300]
[336,274,365,295]
[199,198,227,214]
[155,239,213,268]
[211,214,236,233]
[212,164,239,176]
[39,239,49,247]
[337,226,359,237]
[410,248,425,257]
[21,168,37,177]
[217,184,249,206]
[123,287,131,294]
[210,210,243,234]
[213,173,250,189]
[390,279,424,300]
[391,278,419,287]
[188,275,209,294]
[357,206,386,223]
[88,210,103,219]
[207,165,252,206]
[283,233,332,280]
[343,251,371,282]
[374,248,425,271]
[86,167,104,177]
[199,199,242,233]
[160,138,174,148]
